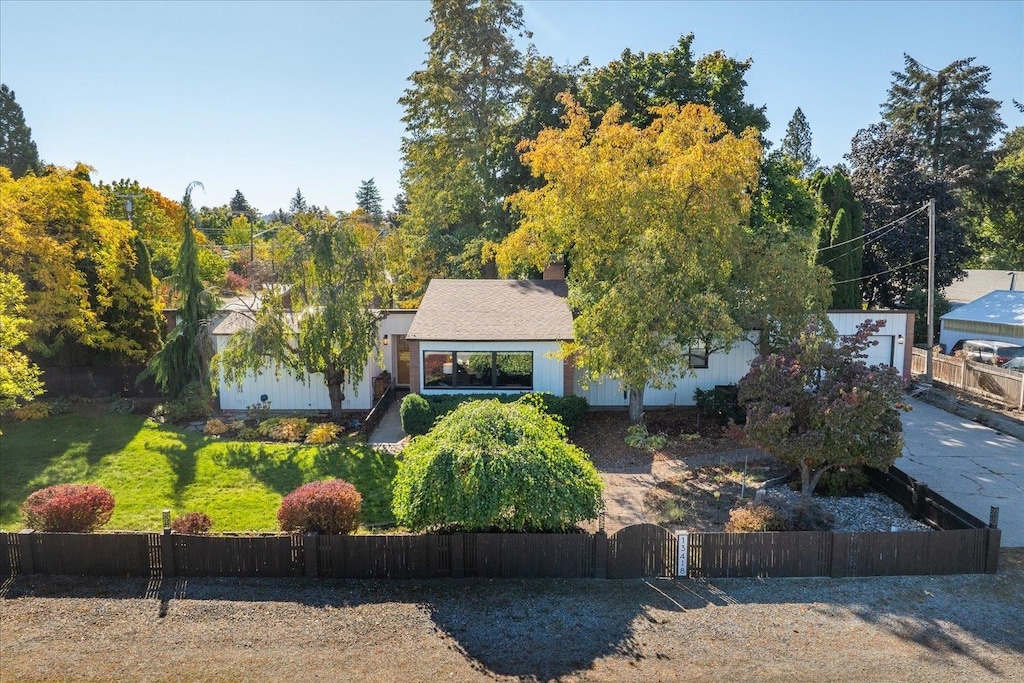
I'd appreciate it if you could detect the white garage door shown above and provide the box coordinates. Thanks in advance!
[862,335,895,368]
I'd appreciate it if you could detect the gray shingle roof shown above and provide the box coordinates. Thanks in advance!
[407,279,573,341]
[944,269,1021,304]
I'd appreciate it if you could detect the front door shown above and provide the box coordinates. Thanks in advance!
[394,334,410,387]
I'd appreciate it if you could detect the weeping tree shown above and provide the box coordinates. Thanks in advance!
[216,212,385,421]
[140,182,217,397]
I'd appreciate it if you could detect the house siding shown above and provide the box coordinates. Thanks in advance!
[415,340,565,396]
[575,336,759,407]
[829,310,913,376]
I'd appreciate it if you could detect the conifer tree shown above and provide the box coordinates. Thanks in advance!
[781,107,819,178]
[811,168,864,309]
[355,178,384,225]
[0,84,41,179]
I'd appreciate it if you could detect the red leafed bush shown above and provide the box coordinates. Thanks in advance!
[171,512,214,535]
[277,479,362,535]
[20,484,115,532]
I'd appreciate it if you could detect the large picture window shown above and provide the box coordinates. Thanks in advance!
[422,351,533,390]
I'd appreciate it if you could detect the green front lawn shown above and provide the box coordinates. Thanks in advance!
[0,414,397,532]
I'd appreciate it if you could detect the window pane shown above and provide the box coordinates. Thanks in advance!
[496,352,532,388]
[688,345,708,369]
[460,352,493,387]
[423,352,454,387]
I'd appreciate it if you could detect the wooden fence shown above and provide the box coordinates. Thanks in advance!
[1,465,1001,580]
[912,348,1024,409]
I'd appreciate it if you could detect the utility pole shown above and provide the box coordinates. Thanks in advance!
[925,197,936,381]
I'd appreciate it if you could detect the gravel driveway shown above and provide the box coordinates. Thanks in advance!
[3,550,1021,682]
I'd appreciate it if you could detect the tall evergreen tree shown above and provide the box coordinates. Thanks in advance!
[0,84,41,179]
[355,178,384,225]
[141,182,217,397]
[289,188,308,215]
[780,107,819,178]
[229,189,257,221]
[810,168,864,309]
[398,0,528,295]
[882,55,1004,178]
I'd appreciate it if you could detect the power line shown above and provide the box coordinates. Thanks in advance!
[816,204,927,254]
[831,258,929,286]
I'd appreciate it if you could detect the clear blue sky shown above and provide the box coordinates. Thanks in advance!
[1,1,1021,215]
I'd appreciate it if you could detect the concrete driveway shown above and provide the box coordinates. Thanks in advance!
[897,398,1024,547]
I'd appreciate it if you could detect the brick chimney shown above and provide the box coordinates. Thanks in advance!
[543,255,565,281]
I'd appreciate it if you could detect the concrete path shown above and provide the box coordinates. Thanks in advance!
[367,400,406,449]
[897,398,1024,547]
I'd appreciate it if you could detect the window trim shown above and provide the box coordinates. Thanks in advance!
[688,343,709,369]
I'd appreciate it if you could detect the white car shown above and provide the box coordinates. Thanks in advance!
[950,339,1024,366]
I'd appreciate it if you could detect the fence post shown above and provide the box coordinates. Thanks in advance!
[960,357,967,389]
[594,531,608,579]
[304,533,319,578]
[985,529,1001,574]
[912,482,929,520]
[451,533,464,579]
[18,529,34,575]
[989,507,1000,529]
[161,529,175,578]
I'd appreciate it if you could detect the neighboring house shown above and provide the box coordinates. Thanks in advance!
[944,269,1020,307]
[939,290,1024,353]
[211,308,415,412]
[212,270,914,411]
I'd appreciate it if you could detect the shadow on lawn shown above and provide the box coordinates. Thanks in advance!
[215,444,306,496]
[0,414,145,525]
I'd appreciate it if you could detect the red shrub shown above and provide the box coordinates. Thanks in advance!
[20,484,115,532]
[277,479,362,535]
[171,512,214,535]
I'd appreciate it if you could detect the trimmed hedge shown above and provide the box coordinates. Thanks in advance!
[400,392,588,437]
[278,479,362,535]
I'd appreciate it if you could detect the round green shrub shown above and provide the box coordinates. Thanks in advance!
[400,393,433,436]
[392,399,604,532]
[278,479,362,535]
[20,483,116,532]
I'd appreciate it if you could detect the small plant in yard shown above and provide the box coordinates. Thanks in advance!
[257,416,310,442]
[237,426,259,441]
[108,397,135,414]
[726,502,789,532]
[204,418,230,436]
[278,479,362,534]
[624,424,668,450]
[246,399,272,423]
[10,401,50,421]
[817,467,870,497]
[171,512,214,535]
[399,393,433,436]
[305,422,341,445]
[158,381,213,423]
[20,483,115,532]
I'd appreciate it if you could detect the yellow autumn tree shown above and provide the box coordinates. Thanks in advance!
[499,95,762,422]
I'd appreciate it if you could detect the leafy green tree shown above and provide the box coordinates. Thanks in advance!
[217,212,385,420]
[0,272,44,419]
[499,96,762,422]
[738,152,832,354]
[970,127,1024,268]
[392,398,603,532]
[578,34,769,135]
[810,168,864,309]
[0,165,162,365]
[141,182,217,397]
[780,107,819,177]
[355,178,384,226]
[738,320,909,503]
[882,55,1004,178]
[397,0,528,297]
[0,84,41,179]
[847,123,971,308]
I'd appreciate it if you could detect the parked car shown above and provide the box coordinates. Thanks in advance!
[950,339,1024,365]
[1001,356,1024,373]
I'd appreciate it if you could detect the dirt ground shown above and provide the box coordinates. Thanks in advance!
[2,550,1021,682]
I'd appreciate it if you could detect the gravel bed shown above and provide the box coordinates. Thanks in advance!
[761,488,934,533]
[2,550,1022,682]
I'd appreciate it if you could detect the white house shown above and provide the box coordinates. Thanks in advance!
[212,308,415,412]
[213,272,914,412]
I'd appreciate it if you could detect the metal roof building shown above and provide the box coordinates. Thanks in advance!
[939,290,1024,351]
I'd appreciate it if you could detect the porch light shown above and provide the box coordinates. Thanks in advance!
[897,335,904,345]
[383,334,389,346]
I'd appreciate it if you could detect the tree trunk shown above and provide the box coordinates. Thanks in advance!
[325,368,346,422]
[628,387,645,424]
[800,463,834,503]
